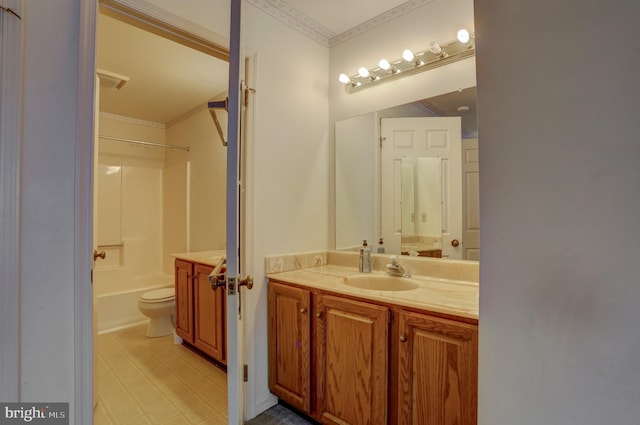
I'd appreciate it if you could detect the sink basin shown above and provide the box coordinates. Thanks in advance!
[344,274,420,291]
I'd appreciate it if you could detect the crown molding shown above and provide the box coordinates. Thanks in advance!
[330,0,434,46]
[246,0,334,46]
[246,0,434,48]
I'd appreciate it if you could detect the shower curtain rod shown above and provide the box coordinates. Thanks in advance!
[99,135,190,152]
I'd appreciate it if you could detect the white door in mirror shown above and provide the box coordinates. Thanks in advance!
[381,117,462,259]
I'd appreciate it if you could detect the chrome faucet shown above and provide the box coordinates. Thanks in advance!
[386,255,410,277]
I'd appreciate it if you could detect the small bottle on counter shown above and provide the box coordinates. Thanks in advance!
[377,238,385,254]
[359,240,371,273]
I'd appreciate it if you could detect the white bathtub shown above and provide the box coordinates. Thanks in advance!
[96,274,173,334]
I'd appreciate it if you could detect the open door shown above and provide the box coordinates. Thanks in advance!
[225,0,253,423]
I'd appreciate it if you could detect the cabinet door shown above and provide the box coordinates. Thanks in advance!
[397,312,478,425]
[194,263,226,364]
[316,295,388,425]
[268,281,311,413]
[175,260,194,343]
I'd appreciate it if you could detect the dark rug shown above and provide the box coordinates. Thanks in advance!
[244,403,316,425]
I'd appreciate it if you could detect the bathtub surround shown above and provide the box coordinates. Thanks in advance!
[95,116,171,333]
[96,278,172,334]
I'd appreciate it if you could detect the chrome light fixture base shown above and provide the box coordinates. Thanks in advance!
[342,37,475,94]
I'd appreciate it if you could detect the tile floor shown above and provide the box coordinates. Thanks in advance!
[94,324,228,425]
[94,324,313,425]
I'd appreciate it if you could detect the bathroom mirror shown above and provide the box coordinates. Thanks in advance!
[334,87,479,260]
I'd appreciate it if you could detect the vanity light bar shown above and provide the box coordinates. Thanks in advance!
[340,31,475,94]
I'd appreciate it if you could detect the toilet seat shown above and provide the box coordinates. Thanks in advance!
[139,288,175,303]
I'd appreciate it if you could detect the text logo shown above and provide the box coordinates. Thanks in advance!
[0,403,68,424]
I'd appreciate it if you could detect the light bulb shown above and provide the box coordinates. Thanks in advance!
[378,59,391,70]
[358,67,370,78]
[402,49,415,62]
[428,41,442,55]
[457,29,471,44]
[338,73,351,84]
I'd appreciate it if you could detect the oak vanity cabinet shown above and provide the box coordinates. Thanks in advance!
[175,260,194,342]
[268,279,478,425]
[267,282,312,413]
[397,311,478,425]
[175,259,226,365]
[194,263,226,364]
[268,281,390,424]
[315,294,389,425]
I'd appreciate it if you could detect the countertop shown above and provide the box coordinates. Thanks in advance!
[267,264,478,321]
[172,250,226,267]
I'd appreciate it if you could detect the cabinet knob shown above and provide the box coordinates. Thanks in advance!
[451,239,460,247]
[400,334,407,343]
[316,312,322,319]
[300,307,307,313]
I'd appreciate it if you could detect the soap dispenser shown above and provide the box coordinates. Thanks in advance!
[359,240,372,273]
[377,238,385,254]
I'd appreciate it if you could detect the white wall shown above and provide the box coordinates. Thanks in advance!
[242,4,330,415]
[475,0,640,424]
[164,108,227,270]
[19,0,84,410]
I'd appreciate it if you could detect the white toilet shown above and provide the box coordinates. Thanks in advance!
[137,287,176,337]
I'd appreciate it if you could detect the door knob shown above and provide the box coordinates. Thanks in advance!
[451,239,460,247]
[238,275,253,290]
[93,250,106,261]
[210,277,226,290]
